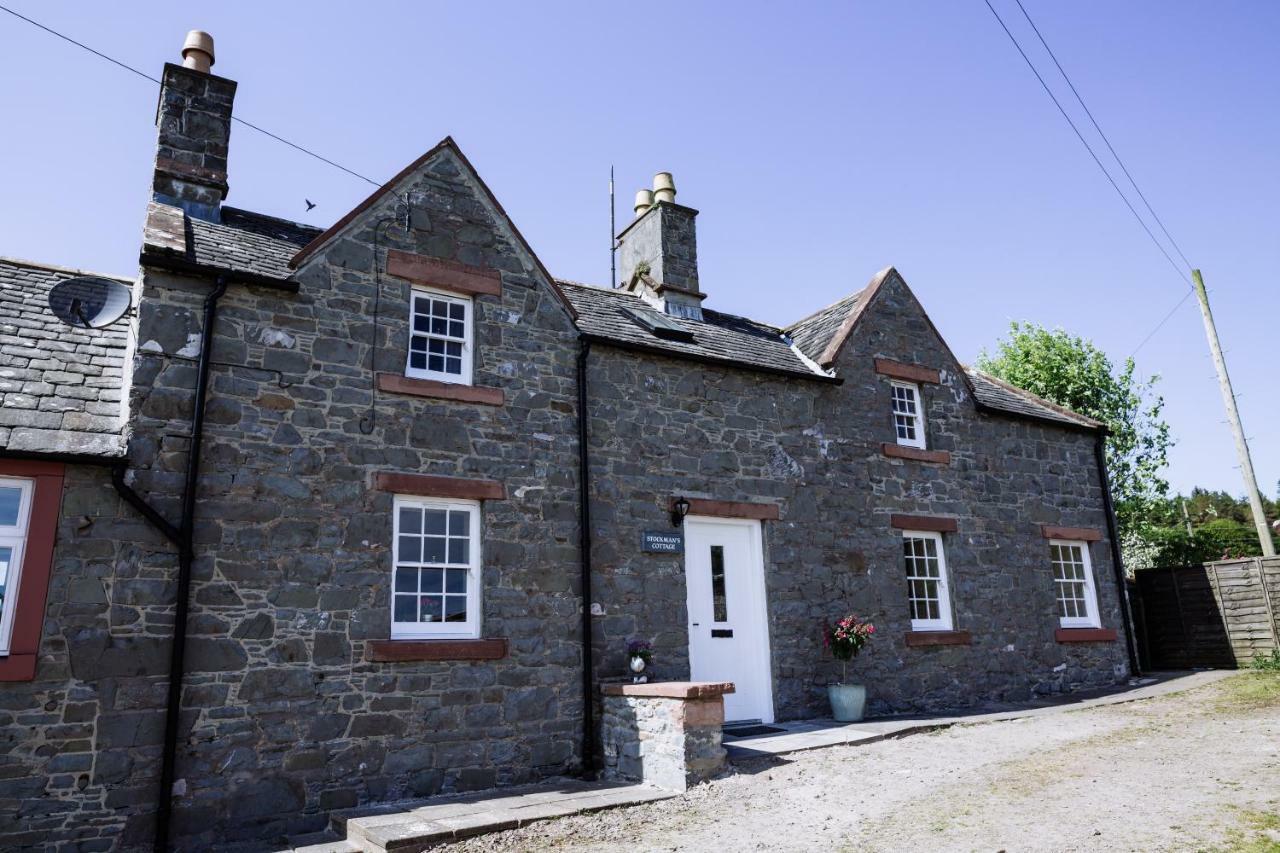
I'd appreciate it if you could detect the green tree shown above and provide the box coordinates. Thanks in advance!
[977,322,1172,540]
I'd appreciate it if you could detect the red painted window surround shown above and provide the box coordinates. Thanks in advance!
[0,459,64,682]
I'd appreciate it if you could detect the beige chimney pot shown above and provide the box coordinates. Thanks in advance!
[652,172,676,204]
[633,189,654,217]
[182,30,215,73]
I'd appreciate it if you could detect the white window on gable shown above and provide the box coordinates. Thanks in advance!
[891,381,925,449]
[0,477,34,656]
[1050,540,1101,629]
[903,530,953,631]
[391,496,480,639]
[406,288,472,385]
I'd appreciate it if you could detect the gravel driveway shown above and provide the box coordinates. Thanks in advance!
[444,672,1280,852]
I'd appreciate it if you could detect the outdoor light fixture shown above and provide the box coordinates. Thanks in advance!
[670,496,691,528]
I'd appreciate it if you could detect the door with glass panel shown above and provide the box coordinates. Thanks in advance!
[683,517,774,724]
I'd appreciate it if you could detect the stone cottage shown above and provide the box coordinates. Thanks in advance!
[0,32,1134,851]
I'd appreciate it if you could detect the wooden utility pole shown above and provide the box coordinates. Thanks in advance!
[1191,269,1275,556]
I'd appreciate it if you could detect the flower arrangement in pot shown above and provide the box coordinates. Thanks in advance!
[627,639,653,683]
[821,614,875,722]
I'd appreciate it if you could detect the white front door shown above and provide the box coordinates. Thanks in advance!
[683,517,774,724]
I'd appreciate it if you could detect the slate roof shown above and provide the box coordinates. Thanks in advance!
[558,281,833,380]
[965,369,1103,430]
[141,202,320,285]
[0,258,130,458]
[785,290,867,365]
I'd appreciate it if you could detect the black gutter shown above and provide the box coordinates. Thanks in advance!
[110,274,228,853]
[1093,432,1140,675]
[576,338,596,776]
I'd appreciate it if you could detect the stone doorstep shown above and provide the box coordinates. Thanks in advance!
[333,782,673,852]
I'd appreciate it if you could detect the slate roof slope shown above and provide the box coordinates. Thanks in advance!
[785,290,867,364]
[558,281,832,380]
[965,369,1103,430]
[0,257,130,458]
[141,202,320,285]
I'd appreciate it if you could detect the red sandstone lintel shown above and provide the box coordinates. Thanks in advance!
[685,499,781,521]
[366,638,508,661]
[905,630,972,647]
[601,681,736,699]
[874,358,941,384]
[890,514,958,533]
[1055,628,1117,643]
[372,472,506,501]
[882,443,951,464]
[1041,525,1104,542]
[386,250,502,297]
[377,373,504,406]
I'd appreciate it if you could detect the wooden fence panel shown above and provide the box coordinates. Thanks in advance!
[1132,558,1279,670]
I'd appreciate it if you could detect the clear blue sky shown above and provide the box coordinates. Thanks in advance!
[1,1,1275,500]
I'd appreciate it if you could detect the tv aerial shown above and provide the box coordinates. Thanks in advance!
[47,277,133,329]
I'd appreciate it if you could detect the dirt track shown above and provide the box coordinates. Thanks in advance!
[446,672,1280,852]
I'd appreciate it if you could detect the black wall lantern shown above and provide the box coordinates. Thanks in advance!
[670,496,691,528]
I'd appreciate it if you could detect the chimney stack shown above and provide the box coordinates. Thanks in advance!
[152,30,236,222]
[616,172,704,319]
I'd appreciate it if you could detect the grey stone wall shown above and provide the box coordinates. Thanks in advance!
[0,146,585,851]
[585,271,1129,721]
[0,465,175,850]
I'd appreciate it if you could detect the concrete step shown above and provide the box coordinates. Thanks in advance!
[311,779,672,852]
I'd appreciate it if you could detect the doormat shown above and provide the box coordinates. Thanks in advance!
[722,725,786,738]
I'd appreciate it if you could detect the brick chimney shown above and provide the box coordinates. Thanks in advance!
[152,31,236,222]
[617,172,705,320]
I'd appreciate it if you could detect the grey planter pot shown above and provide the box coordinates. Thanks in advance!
[827,683,866,722]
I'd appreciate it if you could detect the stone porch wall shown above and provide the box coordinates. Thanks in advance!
[599,682,731,791]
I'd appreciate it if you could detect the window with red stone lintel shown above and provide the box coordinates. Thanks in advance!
[0,459,64,682]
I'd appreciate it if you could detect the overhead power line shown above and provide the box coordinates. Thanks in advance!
[981,0,1191,288]
[1012,0,1193,271]
[981,0,1202,357]
[0,3,381,188]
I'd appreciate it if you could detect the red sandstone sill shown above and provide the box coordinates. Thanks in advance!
[1055,628,1117,644]
[371,472,506,501]
[385,250,502,297]
[890,514,959,533]
[1040,525,1104,542]
[366,638,508,662]
[376,373,504,406]
[881,443,951,465]
[601,681,736,700]
[874,358,941,385]
[905,630,972,647]
[685,498,781,521]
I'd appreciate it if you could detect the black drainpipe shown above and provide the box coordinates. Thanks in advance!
[576,338,596,775]
[111,274,228,853]
[1093,431,1140,676]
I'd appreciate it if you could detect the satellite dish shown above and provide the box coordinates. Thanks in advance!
[48,277,132,329]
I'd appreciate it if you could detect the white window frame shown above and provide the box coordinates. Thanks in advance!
[890,381,926,449]
[903,530,953,631]
[1050,539,1101,629]
[0,477,35,656]
[391,496,481,640]
[405,286,474,386]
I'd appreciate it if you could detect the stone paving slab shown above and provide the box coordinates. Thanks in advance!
[291,779,672,852]
[724,670,1238,761]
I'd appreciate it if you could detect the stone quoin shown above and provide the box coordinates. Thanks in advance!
[0,30,1132,852]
